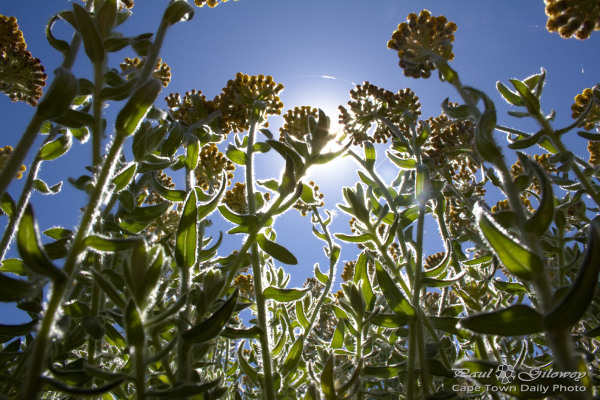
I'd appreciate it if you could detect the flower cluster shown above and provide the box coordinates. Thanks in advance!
[279,105,318,141]
[233,274,254,297]
[223,182,247,214]
[571,85,600,131]
[421,114,477,175]
[545,0,600,39]
[588,140,600,166]
[119,0,134,9]
[387,10,457,78]
[195,0,231,7]
[293,181,324,216]
[120,57,171,87]
[0,145,26,179]
[341,261,355,282]
[165,90,221,128]
[0,15,46,106]
[194,143,235,192]
[338,82,421,145]
[219,73,284,133]
[491,197,533,214]
[424,252,445,269]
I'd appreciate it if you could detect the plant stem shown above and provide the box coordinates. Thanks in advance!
[245,117,276,400]
[135,344,147,400]
[19,134,125,400]
[92,60,106,168]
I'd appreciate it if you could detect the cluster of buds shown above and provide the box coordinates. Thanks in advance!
[510,154,558,194]
[588,140,600,166]
[194,143,235,191]
[491,197,533,214]
[421,114,477,174]
[571,85,600,131]
[340,261,355,282]
[233,274,254,297]
[223,182,247,214]
[195,0,231,7]
[387,10,457,79]
[120,57,171,87]
[0,15,46,105]
[219,73,284,133]
[545,0,600,39]
[424,252,445,270]
[338,82,421,145]
[279,105,318,141]
[0,145,26,179]
[165,89,221,128]
[293,181,324,216]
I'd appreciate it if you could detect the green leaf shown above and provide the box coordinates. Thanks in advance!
[321,355,337,400]
[441,98,471,118]
[267,140,305,174]
[296,301,309,329]
[238,343,259,384]
[99,76,137,101]
[0,319,38,337]
[475,204,544,281]
[544,218,600,329]
[460,305,543,336]
[0,192,16,217]
[72,3,104,63]
[375,261,415,319]
[182,289,238,343]
[41,376,125,397]
[510,79,541,115]
[367,312,408,328]
[33,179,62,195]
[314,264,328,284]
[40,134,72,160]
[421,270,466,288]
[185,136,200,170]
[17,205,66,282]
[493,280,528,294]
[263,287,308,302]
[281,335,304,377]
[149,172,186,201]
[46,15,70,54]
[256,233,298,265]
[146,380,222,398]
[127,201,171,223]
[363,364,405,379]
[0,273,35,302]
[96,0,117,37]
[83,235,141,252]
[0,259,27,276]
[354,253,375,311]
[176,190,198,268]
[197,175,226,219]
[364,141,376,170]
[50,109,95,129]
[124,300,145,347]
[91,268,126,309]
[221,326,262,339]
[522,156,554,237]
[115,79,162,137]
[112,163,136,192]
[334,233,373,243]
[496,81,524,106]
[387,152,417,169]
[226,145,247,165]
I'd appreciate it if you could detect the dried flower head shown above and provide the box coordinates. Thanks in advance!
[233,274,254,296]
[571,85,600,131]
[195,0,230,7]
[279,106,318,141]
[424,252,445,269]
[588,140,600,166]
[165,89,221,128]
[491,197,533,214]
[293,181,325,216]
[195,143,235,191]
[341,261,355,282]
[0,146,26,179]
[421,114,477,174]
[120,57,171,87]
[545,0,600,39]
[223,182,247,214]
[387,10,457,78]
[121,0,134,9]
[338,82,421,145]
[219,73,284,133]
[0,15,46,106]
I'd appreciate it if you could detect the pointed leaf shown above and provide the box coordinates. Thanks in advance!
[281,335,304,377]
[375,261,415,318]
[544,219,600,329]
[73,3,104,63]
[83,235,141,252]
[124,300,145,347]
[0,273,35,302]
[263,287,308,302]
[182,289,238,343]
[256,233,298,265]
[17,205,66,281]
[321,354,336,400]
[460,305,543,336]
[475,204,543,281]
[40,134,72,160]
[112,163,136,192]
[510,79,540,115]
[176,190,198,268]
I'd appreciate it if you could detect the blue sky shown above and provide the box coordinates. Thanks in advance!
[1,1,599,323]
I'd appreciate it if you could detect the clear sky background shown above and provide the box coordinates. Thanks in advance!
[1,1,599,323]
